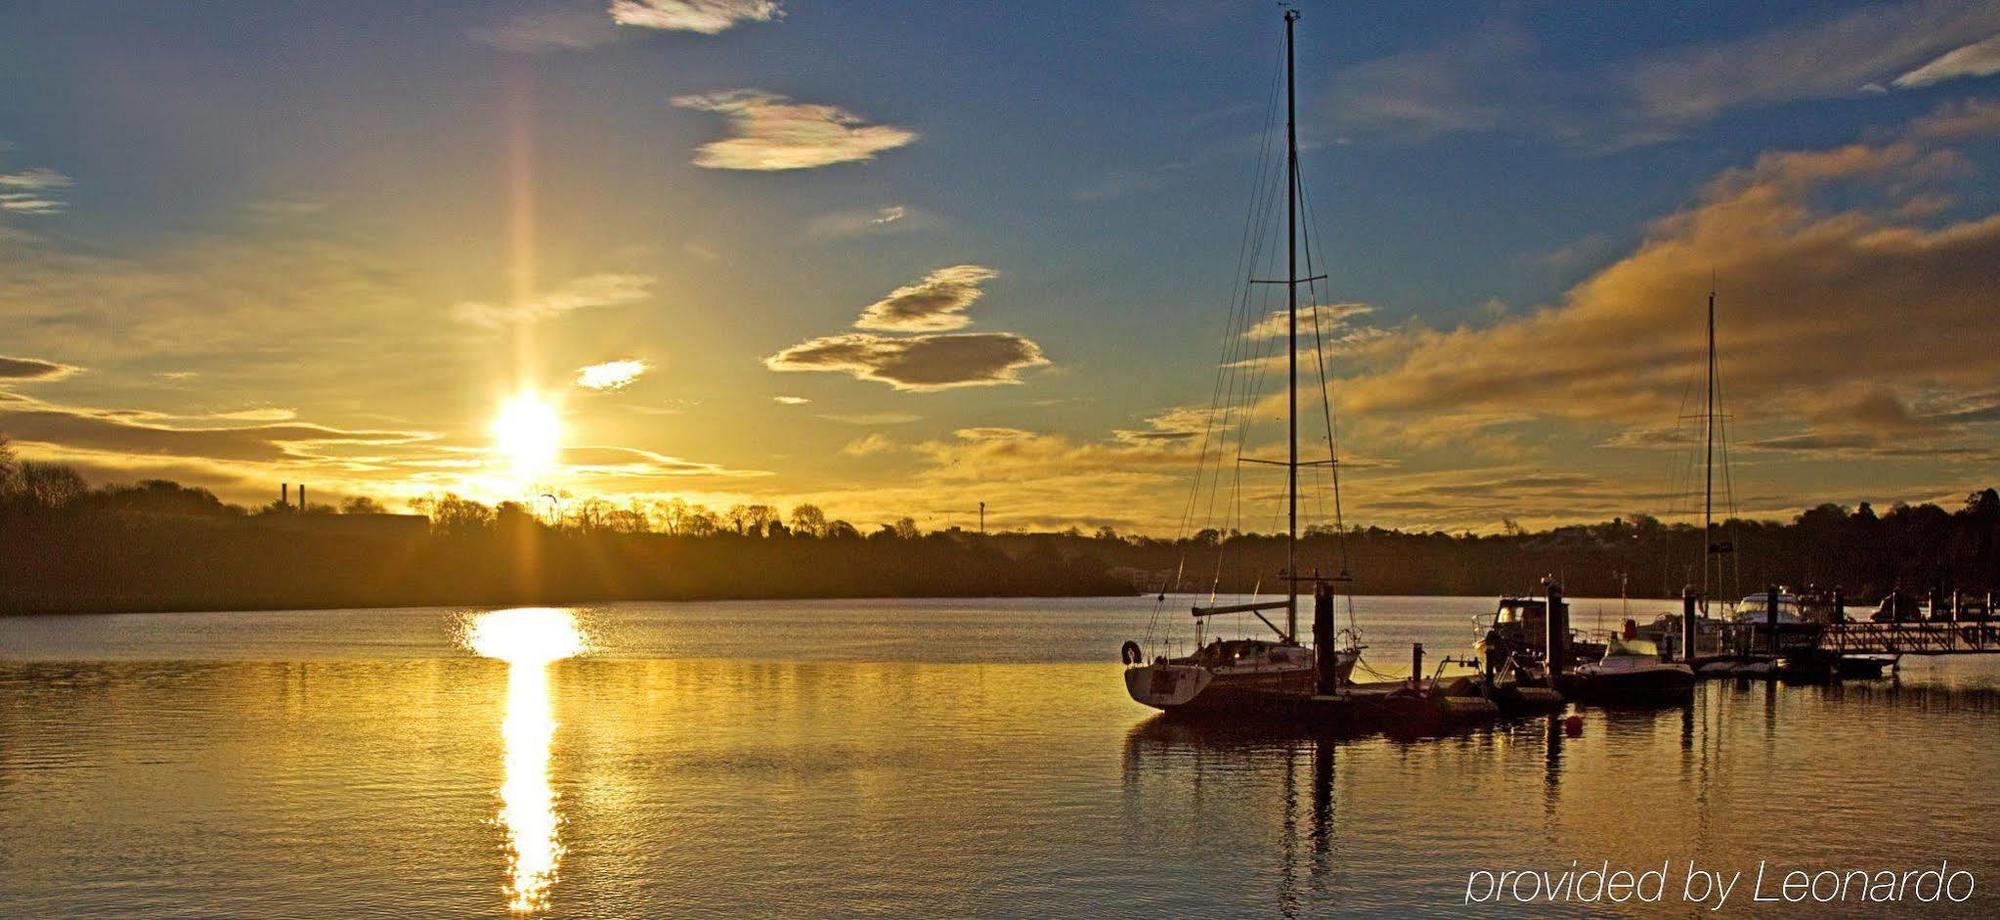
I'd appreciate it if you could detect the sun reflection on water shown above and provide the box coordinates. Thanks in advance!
[463,608,587,913]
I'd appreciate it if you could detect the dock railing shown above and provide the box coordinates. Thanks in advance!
[1814,620,2000,656]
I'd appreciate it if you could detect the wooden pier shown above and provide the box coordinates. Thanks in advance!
[1813,620,2000,656]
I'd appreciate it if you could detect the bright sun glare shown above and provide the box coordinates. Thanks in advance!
[462,608,589,912]
[493,392,562,479]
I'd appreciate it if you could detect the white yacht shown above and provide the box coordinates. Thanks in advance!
[1566,637,1696,700]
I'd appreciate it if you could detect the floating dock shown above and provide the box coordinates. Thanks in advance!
[1226,675,1558,738]
[1206,582,2000,738]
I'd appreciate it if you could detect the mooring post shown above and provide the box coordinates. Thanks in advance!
[1681,588,1698,664]
[1766,585,1780,660]
[1410,642,1425,690]
[1313,580,1335,695]
[1545,580,1568,677]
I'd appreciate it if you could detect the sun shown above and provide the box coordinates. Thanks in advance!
[492,392,562,479]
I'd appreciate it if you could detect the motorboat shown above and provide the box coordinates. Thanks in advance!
[1564,636,1695,701]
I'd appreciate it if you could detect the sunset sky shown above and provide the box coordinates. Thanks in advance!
[2,0,1998,534]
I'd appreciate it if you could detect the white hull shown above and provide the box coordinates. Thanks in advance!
[1125,648,1357,712]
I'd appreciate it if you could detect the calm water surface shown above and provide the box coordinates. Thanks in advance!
[3,596,1998,917]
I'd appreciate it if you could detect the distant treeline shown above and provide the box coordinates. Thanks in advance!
[1085,490,2000,603]
[0,445,1127,614]
[2,436,1995,612]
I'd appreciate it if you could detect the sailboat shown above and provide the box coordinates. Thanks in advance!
[1123,9,1361,714]
[1634,287,1734,668]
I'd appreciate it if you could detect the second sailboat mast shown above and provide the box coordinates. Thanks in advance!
[1284,8,1300,642]
[1703,288,1716,604]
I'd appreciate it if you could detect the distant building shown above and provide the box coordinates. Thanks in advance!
[250,512,429,539]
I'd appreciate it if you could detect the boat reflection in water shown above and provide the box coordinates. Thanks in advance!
[1118,703,1701,914]
[1121,717,1344,915]
[462,608,589,913]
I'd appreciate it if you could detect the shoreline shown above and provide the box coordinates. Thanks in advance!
[1,588,1703,618]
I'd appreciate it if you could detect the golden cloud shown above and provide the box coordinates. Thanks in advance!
[576,359,649,391]
[765,332,1049,391]
[854,265,997,332]
[1335,102,2000,461]
[612,0,781,35]
[672,90,916,171]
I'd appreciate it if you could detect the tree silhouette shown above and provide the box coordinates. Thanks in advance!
[789,503,827,537]
[17,461,86,509]
[3,437,1997,613]
[0,433,16,493]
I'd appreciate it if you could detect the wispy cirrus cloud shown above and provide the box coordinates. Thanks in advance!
[0,401,428,464]
[1625,1,2000,127]
[0,167,73,215]
[1225,304,1396,374]
[805,204,935,240]
[1326,23,1542,144]
[450,273,653,328]
[854,265,997,333]
[472,6,623,53]
[766,332,1048,392]
[1243,303,1376,341]
[672,90,917,170]
[555,444,756,478]
[0,355,81,381]
[817,411,919,425]
[840,432,895,457]
[212,407,297,422]
[575,359,649,391]
[1111,406,1211,444]
[475,0,780,53]
[612,0,782,34]
[1326,1,2000,147]
[1894,32,2000,88]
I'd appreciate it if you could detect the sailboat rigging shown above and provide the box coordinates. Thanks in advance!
[1122,9,1361,714]
[1634,285,1758,658]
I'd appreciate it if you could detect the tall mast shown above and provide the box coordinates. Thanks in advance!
[1703,287,1716,604]
[1284,7,1300,642]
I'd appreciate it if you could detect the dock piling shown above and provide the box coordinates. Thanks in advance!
[1545,581,1568,675]
[1681,588,1697,664]
[1313,581,1336,694]
[1767,585,1780,659]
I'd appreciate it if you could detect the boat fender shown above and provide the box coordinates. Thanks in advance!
[1120,640,1144,665]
